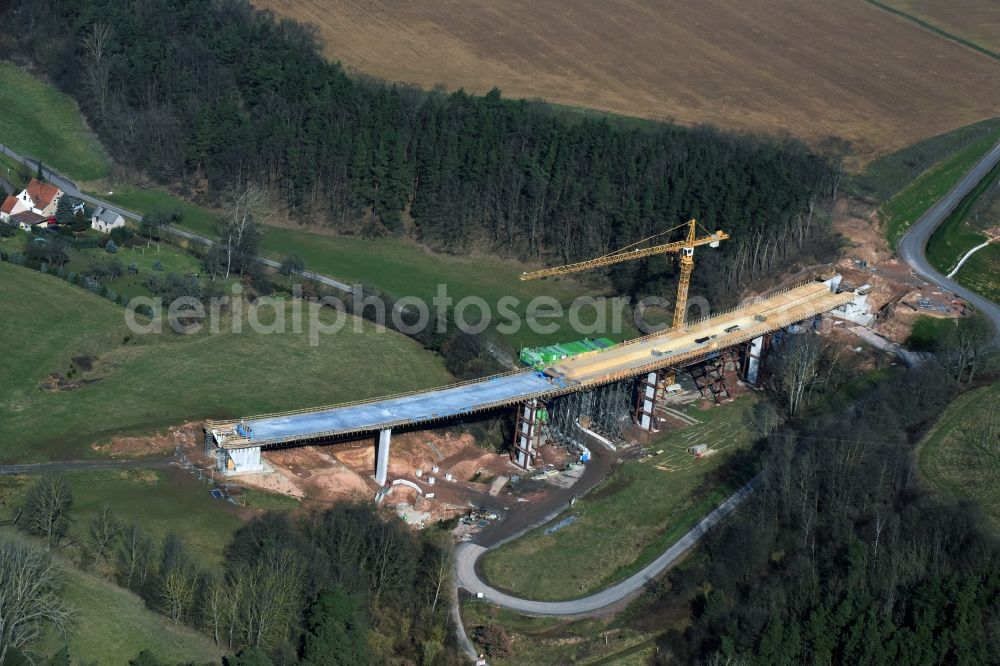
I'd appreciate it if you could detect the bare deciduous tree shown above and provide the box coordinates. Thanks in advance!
[82,23,113,116]
[116,524,153,591]
[233,551,302,649]
[160,565,197,624]
[365,519,413,603]
[218,184,271,279]
[22,475,73,549]
[421,534,453,613]
[940,314,996,384]
[0,534,72,663]
[86,503,121,570]
[770,334,822,417]
[747,399,784,438]
[202,576,227,647]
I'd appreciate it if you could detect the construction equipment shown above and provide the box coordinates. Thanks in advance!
[519,337,616,368]
[520,218,728,393]
[520,218,728,329]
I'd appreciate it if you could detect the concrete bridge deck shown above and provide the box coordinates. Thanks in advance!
[209,278,854,450]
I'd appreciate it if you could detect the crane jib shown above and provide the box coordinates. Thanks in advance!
[519,227,729,281]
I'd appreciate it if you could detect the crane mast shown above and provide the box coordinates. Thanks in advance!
[520,219,728,329]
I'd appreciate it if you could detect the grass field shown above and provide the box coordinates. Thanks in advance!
[104,187,221,238]
[878,0,1000,54]
[924,161,1000,304]
[949,244,1000,305]
[917,381,1000,530]
[851,118,1000,202]
[252,0,1000,164]
[0,62,111,182]
[97,187,638,347]
[54,569,225,664]
[0,152,31,190]
[905,315,956,351]
[481,398,757,600]
[65,468,245,566]
[880,130,1000,247]
[0,261,453,463]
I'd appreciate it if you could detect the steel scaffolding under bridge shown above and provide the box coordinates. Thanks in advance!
[206,276,858,476]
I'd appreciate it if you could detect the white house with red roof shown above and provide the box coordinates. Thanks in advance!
[10,178,64,218]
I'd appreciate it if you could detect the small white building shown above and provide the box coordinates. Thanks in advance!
[91,206,126,233]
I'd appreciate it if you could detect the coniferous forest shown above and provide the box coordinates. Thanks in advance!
[0,0,840,303]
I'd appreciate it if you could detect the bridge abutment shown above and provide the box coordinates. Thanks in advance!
[219,445,263,475]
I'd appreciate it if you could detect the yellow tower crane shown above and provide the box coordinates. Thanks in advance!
[520,218,729,329]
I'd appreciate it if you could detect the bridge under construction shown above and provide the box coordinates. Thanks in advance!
[206,274,866,481]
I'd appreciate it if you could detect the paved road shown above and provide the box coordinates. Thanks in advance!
[0,145,353,294]
[0,459,172,475]
[454,477,757,616]
[897,139,1000,338]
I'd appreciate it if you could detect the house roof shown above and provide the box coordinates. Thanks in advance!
[25,179,61,209]
[1,195,15,214]
[12,210,47,225]
[93,206,123,224]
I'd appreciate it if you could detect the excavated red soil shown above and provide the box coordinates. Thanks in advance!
[91,421,202,458]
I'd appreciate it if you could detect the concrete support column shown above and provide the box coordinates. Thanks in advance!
[513,399,542,469]
[744,335,765,385]
[375,428,392,486]
[635,370,670,432]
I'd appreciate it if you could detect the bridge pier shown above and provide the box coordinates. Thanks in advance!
[375,428,392,486]
[743,335,766,385]
[634,370,672,432]
[512,399,546,469]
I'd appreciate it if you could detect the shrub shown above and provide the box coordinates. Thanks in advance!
[279,252,305,275]
[152,260,163,272]
[109,226,135,245]
[473,624,512,659]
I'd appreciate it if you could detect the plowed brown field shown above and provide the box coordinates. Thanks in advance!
[253,0,1000,164]
[882,0,1000,52]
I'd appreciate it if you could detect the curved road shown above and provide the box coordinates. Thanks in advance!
[454,477,757,616]
[898,139,1000,337]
